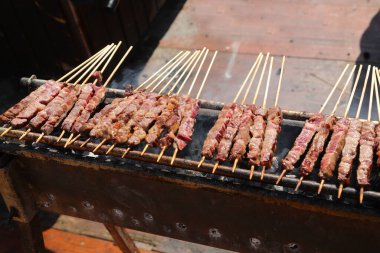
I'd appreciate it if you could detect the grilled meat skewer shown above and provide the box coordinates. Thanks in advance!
[247,107,267,166]
[229,105,255,162]
[317,118,350,194]
[357,121,376,188]
[200,103,236,160]
[215,104,245,162]
[337,119,362,187]
[260,106,283,168]
[0,80,58,125]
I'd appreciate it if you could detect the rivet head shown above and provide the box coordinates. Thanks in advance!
[250,237,261,250]
[176,222,187,232]
[209,228,222,239]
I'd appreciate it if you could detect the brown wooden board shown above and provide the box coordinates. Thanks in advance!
[0,0,37,73]
[158,0,380,62]
[12,0,58,74]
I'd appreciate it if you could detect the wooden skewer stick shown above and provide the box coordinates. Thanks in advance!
[141,51,201,157]
[275,56,286,107]
[170,148,179,165]
[260,56,274,180]
[317,179,325,195]
[158,50,199,95]
[337,64,363,198]
[57,45,110,82]
[317,65,356,194]
[1,46,110,139]
[23,46,115,142]
[103,46,133,88]
[170,50,218,165]
[106,144,116,155]
[234,53,263,104]
[35,133,44,143]
[69,44,114,85]
[135,51,196,157]
[64,43,124,148]
[148,51,191,92]
[154,49,205,163]
[76,46,133,150]
[240,54,264,106]
[63,45,118,147]
[168,51,201,95]
[19,129,31,140]
[359,65,374,204]
[80,138,91,148]
[0,126,12,137]
[217,53,263,172]
[176,48,206,95]
[212,161,219,174]
[121,148,130,158]
[249,53,271,180]
[56,130,66,142]
[157,146,167,162]
[214,53,269,174]
[277,64,350,185]
[93,139,107,153]
[319,64,350,113]
[210,53,264,172]
[196,51,218,100]
[252,53,270,105]
[135,51,184,91]
[82,44,118,84]
[187,49,209,96]
[140,144,149,156]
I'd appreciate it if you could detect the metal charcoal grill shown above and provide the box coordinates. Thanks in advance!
[1,76,380,253]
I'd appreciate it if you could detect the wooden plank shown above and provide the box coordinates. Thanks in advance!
[104,224,140,253]
[12,0,58,74]
[36,0,85,75]
[131,1,149,36]
[0,26,16,75]
[142,0,158,22]
[75,3,110,51]
[158,0,380,62]
[0,0,37,73]
[117,0,139,45]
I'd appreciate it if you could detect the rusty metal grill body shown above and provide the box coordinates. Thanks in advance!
[0,77,380,252]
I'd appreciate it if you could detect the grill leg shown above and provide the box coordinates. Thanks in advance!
[17,217,46,253]
[104,224,140,253]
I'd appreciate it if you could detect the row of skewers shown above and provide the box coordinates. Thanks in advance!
[278,64,380,203]
[1,41,380,204]
[0,43,219,166]
[194,53,380,203]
